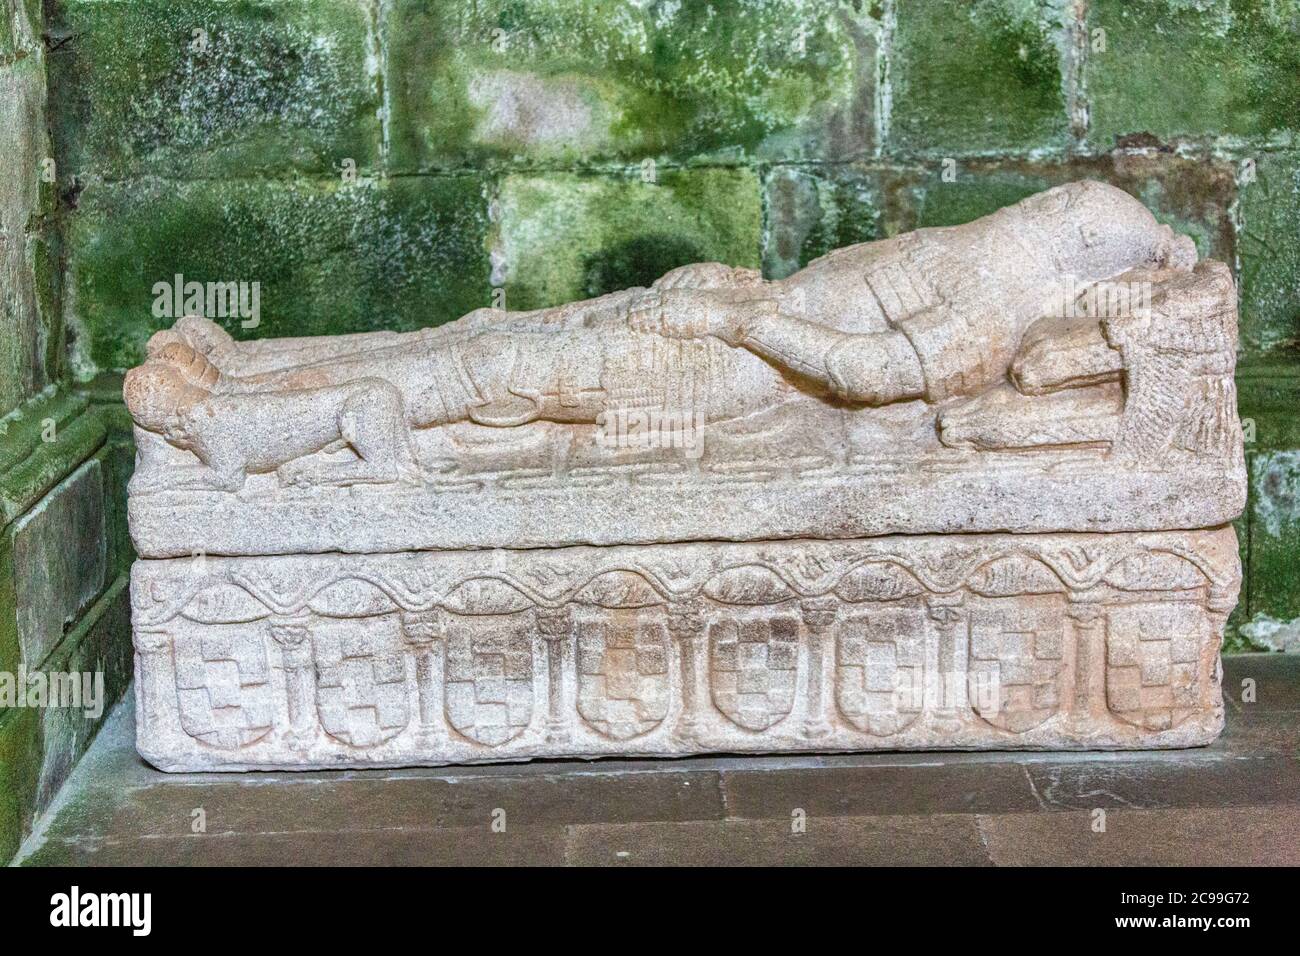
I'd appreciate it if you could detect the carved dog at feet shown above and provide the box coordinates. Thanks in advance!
[124,342,421,492]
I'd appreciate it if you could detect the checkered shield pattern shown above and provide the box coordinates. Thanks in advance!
[1105,602,1206,731]
[174,629,275,750]
[444,619,534,746]
[313,625,410,748]
[576,617,670,740]
[836,608,925,736]
[968,604,1065,733]
[709,615,799,731]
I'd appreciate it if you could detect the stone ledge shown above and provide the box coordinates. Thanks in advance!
[0,390,108,526]
[127,462,1247,558]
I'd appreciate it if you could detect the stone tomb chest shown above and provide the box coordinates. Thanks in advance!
[122,183,1244,769]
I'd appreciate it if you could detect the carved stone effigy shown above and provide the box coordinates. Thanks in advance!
[122,182,1245,770]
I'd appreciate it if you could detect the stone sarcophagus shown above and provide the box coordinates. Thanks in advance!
[122,181,1245,770]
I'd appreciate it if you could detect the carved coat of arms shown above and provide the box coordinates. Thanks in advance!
[968,605,1065,733]
[709,616,799,731]
[312,624,410,748]
[173,629,275,750]
[444,619,534,746]
[1105,602,1206,731]
[575,616,670,739]
[835,608,925,736]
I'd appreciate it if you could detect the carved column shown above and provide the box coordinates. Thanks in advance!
[134,628,176,745]
[800,598,838,739]
[1205,583,1237,709]
[269,614,316,750]
[536,605,573,743]
[666,600,706,744]
[1066,591,1107,720]
[400,610,448,744]
[926,593,967,729]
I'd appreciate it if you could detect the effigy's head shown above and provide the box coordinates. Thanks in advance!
[1017,181,1197,281]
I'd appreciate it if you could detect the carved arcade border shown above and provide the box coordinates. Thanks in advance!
[131,529,1238,768]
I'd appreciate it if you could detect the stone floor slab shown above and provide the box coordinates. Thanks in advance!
[12,655,1298,866]
[976,806,1300,866]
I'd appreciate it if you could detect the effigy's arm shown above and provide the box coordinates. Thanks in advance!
[734,312,926,406]
[629,287,927,406]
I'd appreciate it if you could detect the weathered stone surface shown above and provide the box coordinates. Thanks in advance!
[1241,451,1300,652]
[0,704,42,864]
[46,0,380,178]
[385,0,879,170]
[120,183,1245,767]
[1237,362,1300,451]
[762,165,886,279]
[0,389,107,525]
[763,154,1238,284]
[65,175,492,374]
[887,0,1070,156]
[1238,150,1300,358]
[1086,0,1300,148]
[12,457,106,670]
[899,156,1237,259]
[122,183,1244,556]
[33,576,133,814]
[13,655,1298,865]
[1,44,56,416]
[0,537,16,677]
[493,168,762,310]
[132,528,1237,770]
[0,574,131,862]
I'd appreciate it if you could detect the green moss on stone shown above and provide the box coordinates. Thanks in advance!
[29,226,64,387]
[0,390,106,526]
[0,577,132,864]
[0,706,42,864]
[66,175,492,373]
[100,440,137,577]
[762,165,886,278]
[46,0,380,178]
[386,0,878,170]
[1240,450,1300,650]
[1239,151,1300,358]
[1,0,40,63]
[1224,509,1257,652]
[0,539,16,678]
[1086,0,1300,147]
[1237,362,1300,451]
[888,0,1069,156]
[1,55,52,417]
[904,166,1058,228]
[31,578,133,813]
[495,167,761,310]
